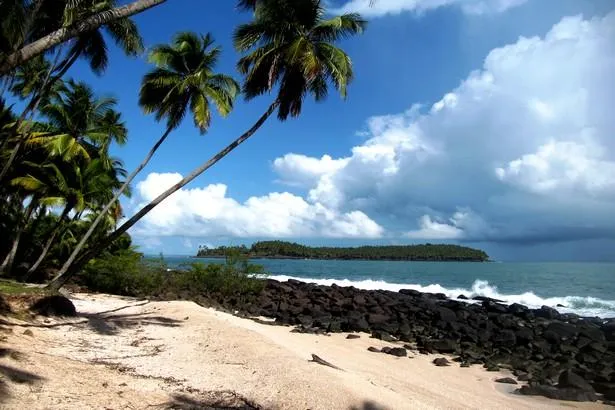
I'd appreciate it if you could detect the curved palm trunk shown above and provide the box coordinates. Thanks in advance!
[1,196,39,276]
[50,126,174,285]
[23,203,72,280]
[47,101,279,291]
[0,0,166,75]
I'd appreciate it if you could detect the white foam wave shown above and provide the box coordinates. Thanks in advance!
[267,275,615,318]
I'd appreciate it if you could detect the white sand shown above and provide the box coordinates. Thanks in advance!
[0,293,610,409]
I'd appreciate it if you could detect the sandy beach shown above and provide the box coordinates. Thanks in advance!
[0,293,610,409]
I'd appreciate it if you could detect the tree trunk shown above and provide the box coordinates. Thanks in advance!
[50,126,174,284]
[1,197,38,276]
[0,0,167,75]
[23,203,72,280]
[47,100,279,291]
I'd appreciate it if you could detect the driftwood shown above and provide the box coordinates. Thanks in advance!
[309,354,344,371]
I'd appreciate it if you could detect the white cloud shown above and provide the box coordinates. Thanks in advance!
[406,215,464,239]
[129,11,615,246]
[131,172,384,239]
[272,154,349,187]
[332,0,528,17]
[271,11,615,243]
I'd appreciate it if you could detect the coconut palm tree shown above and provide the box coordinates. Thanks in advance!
[50,31,239,286]
[0,0,163,75]
[0,0,143,182]
[47,0,366,290]
[23,156,127,278]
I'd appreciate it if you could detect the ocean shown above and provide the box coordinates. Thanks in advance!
[154,256,615,318]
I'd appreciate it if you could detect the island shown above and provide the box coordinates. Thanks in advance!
[196,240,489,262]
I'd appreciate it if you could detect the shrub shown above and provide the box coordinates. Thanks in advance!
[80,250,165,296]
[172,250,266,297]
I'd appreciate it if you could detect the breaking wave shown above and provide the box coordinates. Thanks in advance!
[267,275,615,318]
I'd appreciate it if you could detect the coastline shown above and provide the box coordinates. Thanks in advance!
[191,255,490,262]
[1,292,609,409]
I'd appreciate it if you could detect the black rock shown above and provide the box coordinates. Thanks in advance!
[486,364,500,372]
[367,346,381,353]
[428,339,458,353]
[457,295,468,300]
[29,295,76,317]
[534,305,560,320]
[547,322,579,341]
[346,334,361,339]
[558,370,595,393]
[385,347,407,357]
[433,357,450,367]
[516,385,598,402]
[517,372,531,382]
[460,363,471,368]
[495,377,518,384]
[473,296,505,303]
[371,330,396,342]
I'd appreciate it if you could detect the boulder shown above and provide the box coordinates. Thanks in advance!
[534,305,560,320]
[371,330,396,342]
[385,347,407,357]
[495,377,518,384]
[29,295,76,317]
[516,385,598,402]
[433,357,450,367]
[558,370,595,393]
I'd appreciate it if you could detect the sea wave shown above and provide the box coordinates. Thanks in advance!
[267,275,615,318]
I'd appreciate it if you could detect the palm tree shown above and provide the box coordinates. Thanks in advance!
[47,0,366,290]
[28,79,126,158]
[50,31,239,286]
[23,156,127,278]
[0,0,143,182]
[0,0,159,75]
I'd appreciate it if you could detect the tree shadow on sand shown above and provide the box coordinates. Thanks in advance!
[0,349,45,403]
[349,401,389,410]
[0,301,183,336]
[163,391,261,409]
[79,311,183,336]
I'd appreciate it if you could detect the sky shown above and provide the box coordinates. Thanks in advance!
[62,0,615,261]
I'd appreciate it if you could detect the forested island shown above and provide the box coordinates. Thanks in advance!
[196,241,489,262]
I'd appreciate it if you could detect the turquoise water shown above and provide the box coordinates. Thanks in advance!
[155,256,615,317]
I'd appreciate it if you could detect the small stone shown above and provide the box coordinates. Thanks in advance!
[433,357,450,367]
[495,377,518,385]
[386,347,407,357]
[367,346,381,353]
[460,363,471,368]
[23,329,34,337]
[184,316,189,320]
[346,334,360,339]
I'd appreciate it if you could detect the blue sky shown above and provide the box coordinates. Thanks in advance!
[60,0,615,260]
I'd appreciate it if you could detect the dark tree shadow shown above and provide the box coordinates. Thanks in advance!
[349,401,389,410]
[164,391,261,409]
[0,363,45,403]
[0,306,183,336]
[80,311,182,336]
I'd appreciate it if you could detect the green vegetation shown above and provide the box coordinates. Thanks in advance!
[0,0,366,291]
[197,241,490,262]
[80,251,266,299]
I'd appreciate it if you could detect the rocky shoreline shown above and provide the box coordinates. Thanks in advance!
[179,278,615,404]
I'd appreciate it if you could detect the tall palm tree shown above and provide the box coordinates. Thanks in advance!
[47,0,366,290]
[0,0,143,182]
[50,31,239,285]
[0,0,164,75]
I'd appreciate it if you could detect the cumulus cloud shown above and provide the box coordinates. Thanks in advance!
[271,11,615,242]
[131,172,384,239]
[129,11,615,246]
[331,0,528,17]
